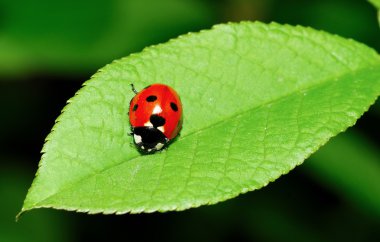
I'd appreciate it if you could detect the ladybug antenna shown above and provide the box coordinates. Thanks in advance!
[130,83,138,94]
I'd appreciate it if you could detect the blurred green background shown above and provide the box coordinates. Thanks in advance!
[1,0,380,241]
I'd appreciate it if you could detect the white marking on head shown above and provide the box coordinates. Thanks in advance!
[155,143,164,150]
[133,134,142,144]
[152,105,163,114]
[157,126,165,133]
[148,149,152,152]
[144,121,153,127]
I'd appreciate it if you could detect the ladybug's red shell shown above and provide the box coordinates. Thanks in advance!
[129,83,182,153]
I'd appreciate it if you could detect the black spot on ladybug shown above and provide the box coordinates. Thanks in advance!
[146,95,157,102]
[133,126,167,151]
[133,104,138,111]
[150,114,166,127]
[170,102,178,112]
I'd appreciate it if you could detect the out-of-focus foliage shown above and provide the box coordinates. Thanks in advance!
[0,0,214,76]
[369,0,380,25]
[307,130,380,218]
[370,0,380,8]
[0,164,73,242]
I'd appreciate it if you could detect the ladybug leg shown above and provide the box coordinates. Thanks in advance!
[130,83,138,94]
[128,129,135,146]
[127,125,134,136]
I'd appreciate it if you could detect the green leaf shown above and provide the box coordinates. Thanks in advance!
[20,22,380,215]
[306,130,380,217]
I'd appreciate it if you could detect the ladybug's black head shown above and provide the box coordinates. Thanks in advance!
[132,126,168,154]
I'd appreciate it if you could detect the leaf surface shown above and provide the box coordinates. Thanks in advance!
[21,22,380,215]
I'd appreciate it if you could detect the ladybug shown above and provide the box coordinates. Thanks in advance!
[129,83,183,154]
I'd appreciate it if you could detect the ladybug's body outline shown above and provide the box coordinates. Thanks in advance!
[129,83,183,154]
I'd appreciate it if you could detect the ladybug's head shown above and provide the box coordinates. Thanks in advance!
[132,126,168,154]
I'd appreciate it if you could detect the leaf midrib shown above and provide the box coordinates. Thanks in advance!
[28,63,380,211]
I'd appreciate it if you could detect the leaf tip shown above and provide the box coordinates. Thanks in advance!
[15,207,29,222]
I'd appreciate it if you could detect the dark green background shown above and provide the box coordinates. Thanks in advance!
[1,0,379,241]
